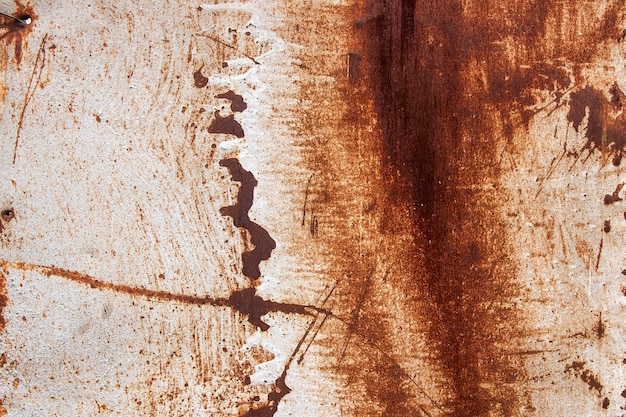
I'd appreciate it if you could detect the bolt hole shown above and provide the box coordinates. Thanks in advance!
[1,209,14,222]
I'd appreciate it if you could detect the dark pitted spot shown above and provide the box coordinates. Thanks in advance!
[0,209,14,222]
[347,51,361,83]
[216,90,248,112]
[602,397,609,409]
[209,112,245,138]
[604,220,611,233]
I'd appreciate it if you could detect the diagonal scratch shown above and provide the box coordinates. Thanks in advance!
[195,32,260,65]
[336,269,373,368]
[13,33,48,164]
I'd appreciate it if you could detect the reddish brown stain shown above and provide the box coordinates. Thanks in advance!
[0,2,35,64]
[217,90,247,112]
[228,288,309,331]
[567,84,626,160]
[358,0,625,415]
[602,397,609,409]
[219,158,276,280]
[604,183,624,204]
[193,66,208,88]
[0,260,227,306]
[208,112,245,138]
[565,361,603,395]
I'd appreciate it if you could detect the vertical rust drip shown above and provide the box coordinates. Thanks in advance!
[362,0,625,414]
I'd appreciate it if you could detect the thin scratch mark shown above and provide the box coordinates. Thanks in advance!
[13,34,48,164]
[536,124,569,199]
[336,270,372,369]
[351,336,447,414]
[595,237,603,271]
[301,174,313,226]
[195,32,260,65]
[298,281,337,364]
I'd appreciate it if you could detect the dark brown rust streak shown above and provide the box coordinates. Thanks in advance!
[220,158,276,280]
[13,33,47,164]
[0,260,310,329]
[357,0,626,414]
[0,261,443,413]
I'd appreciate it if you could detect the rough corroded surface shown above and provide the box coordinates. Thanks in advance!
[0,0,625,416]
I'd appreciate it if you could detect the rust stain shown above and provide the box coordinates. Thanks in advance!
[220,158,276,280]
[565,361,604,396]
[568,83,626,163]
[217,90,248,112]
[0,1,36,64]
[0,259,317,337]
[0,260,227,305]
[604,182,624,204]
[343,0,626,414]
[193,65,208,88]
[208,112,245,138]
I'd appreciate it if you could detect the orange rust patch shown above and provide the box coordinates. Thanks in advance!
[0,1,36,64]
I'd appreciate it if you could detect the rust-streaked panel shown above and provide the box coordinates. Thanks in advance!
[0,0,625,416]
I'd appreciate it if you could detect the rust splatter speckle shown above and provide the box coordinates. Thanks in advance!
[193,66,208,88]
[565,361,603,395]
[208,112,244,138]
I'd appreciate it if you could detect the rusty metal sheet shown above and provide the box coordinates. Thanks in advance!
[0,0,625,416]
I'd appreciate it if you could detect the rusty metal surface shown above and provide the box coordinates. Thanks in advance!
[0,0,625,416]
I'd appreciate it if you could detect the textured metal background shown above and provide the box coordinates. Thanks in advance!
[0,0,625,416]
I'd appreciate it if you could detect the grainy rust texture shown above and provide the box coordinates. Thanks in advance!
[0,0,626,416]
